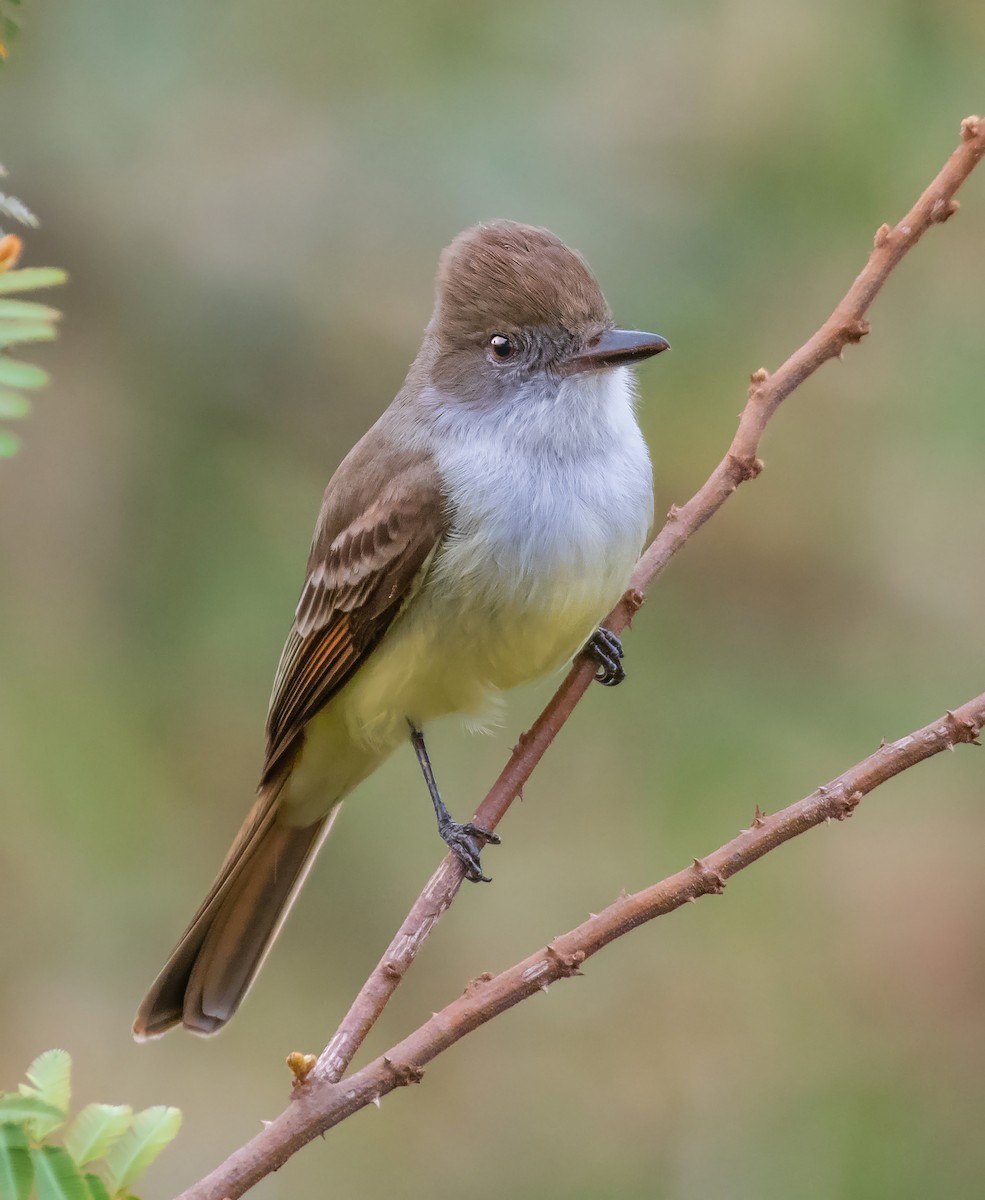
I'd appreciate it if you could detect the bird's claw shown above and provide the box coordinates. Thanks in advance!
[585,627,626,687]
[439,819,501,883]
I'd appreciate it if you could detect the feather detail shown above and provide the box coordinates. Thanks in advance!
[262,446,448,780]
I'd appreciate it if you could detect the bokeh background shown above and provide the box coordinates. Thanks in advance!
[2,2,985,1197]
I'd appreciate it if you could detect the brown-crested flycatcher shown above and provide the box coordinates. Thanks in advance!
[133,220,669,1038]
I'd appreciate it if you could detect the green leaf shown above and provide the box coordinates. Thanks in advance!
[0,428,21,456]
[0,321,57,347]
[0,1095,65,1125]
[102,1107,181,1193]
[0,268,68,293]
[19,1050,71,1129]
[0,357,48,388]
[30,1146,89,1200]
[83,1174,111,1200]
[0,1123,34,1200]
[0,389,30,417]
[65,1105,133,1169]
[0,299,61,320]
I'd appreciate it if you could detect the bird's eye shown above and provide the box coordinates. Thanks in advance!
[488,334,515,362]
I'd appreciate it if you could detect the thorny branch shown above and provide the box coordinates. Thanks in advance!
[174,117,985,1199]
[177,693,985,1200]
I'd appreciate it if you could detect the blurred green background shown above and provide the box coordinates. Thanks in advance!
[2,2,984,1197]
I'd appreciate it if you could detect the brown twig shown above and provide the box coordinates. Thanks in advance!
[313,114,985,1087]
[175,693,985,1200]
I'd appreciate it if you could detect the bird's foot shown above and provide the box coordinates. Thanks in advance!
[585,627,625,686]
[438,818,501,883]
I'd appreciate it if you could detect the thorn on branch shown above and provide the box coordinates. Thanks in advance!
[691,857,726,895]
[546,943,586,977]
[286,1052,317,1089]
[931,197,960,224]
[944,709,983,746]
[463,971,494,997]
[727,452,763,482]
[960,115,982,141]
[841,319,870,346]
[833,789,864,820]
[873,223,892,249]
[753,804,767,828]
[747,367,769,399]
[512,729,533,757]
[623,588,646,626]
[382,1057,425,1087]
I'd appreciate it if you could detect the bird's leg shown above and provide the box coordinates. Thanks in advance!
[584,626,626,686]
[407,721,500,883]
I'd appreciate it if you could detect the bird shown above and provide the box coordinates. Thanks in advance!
[133,219,669,1038]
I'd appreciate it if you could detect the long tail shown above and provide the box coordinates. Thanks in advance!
[132,792,340,1039]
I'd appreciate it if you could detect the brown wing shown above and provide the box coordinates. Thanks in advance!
[262,451,447,781]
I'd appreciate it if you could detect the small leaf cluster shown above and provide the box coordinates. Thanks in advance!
[0,164,67,457]
[0,1051,182,1200]
[0,0,22,65]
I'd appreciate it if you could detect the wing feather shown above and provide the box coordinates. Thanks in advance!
[261,453,447,781]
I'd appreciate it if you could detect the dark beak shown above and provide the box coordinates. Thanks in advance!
[564,328,670,374]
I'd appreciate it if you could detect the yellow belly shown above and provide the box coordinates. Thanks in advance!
[346,569,619,740]
[284,591,607,825]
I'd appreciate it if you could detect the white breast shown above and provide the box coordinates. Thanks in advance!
[433,366,651,603]
[339,367,653,750]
